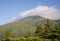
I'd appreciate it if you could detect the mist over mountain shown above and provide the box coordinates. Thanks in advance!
[54,19,60,24]
[19,5,60,20]
[0,0,60,40]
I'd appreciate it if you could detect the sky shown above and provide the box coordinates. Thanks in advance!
[0,0,60,25]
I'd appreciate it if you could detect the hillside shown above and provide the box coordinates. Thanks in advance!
[0,16,60,39]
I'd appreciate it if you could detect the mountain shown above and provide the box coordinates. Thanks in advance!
[54,19,60,24]
[0,16,59,39]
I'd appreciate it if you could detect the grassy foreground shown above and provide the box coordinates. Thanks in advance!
[0,36,59,41]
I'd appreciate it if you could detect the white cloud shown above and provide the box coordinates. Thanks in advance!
[0,5,60,25]
[20,5,60,20]
[11,17,16,21]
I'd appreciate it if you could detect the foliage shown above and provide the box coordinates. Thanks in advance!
[4,30,11,39]
[0,16,60,41]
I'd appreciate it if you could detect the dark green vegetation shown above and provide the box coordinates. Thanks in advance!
[0,16,60,41]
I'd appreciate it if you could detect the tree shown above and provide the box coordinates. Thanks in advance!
[45,20,60,41]
[54,24,60,41]
[4,30,11,39]
[35,24,45,36]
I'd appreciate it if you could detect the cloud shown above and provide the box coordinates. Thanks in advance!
[20,5,60,20]
[4,17,17,24]
[0,5,60,25]
[11,17,17,21]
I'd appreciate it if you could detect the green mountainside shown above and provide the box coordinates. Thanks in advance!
[0,16,60,39]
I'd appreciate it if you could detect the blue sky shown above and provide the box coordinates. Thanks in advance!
[0,0,60,25]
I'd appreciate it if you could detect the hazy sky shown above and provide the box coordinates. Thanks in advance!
[0,0,60,25]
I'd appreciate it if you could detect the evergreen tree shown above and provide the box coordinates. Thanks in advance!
[4,30,11,39]
[35,24,45,36]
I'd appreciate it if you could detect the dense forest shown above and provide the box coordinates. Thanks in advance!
[0,16,60,41]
